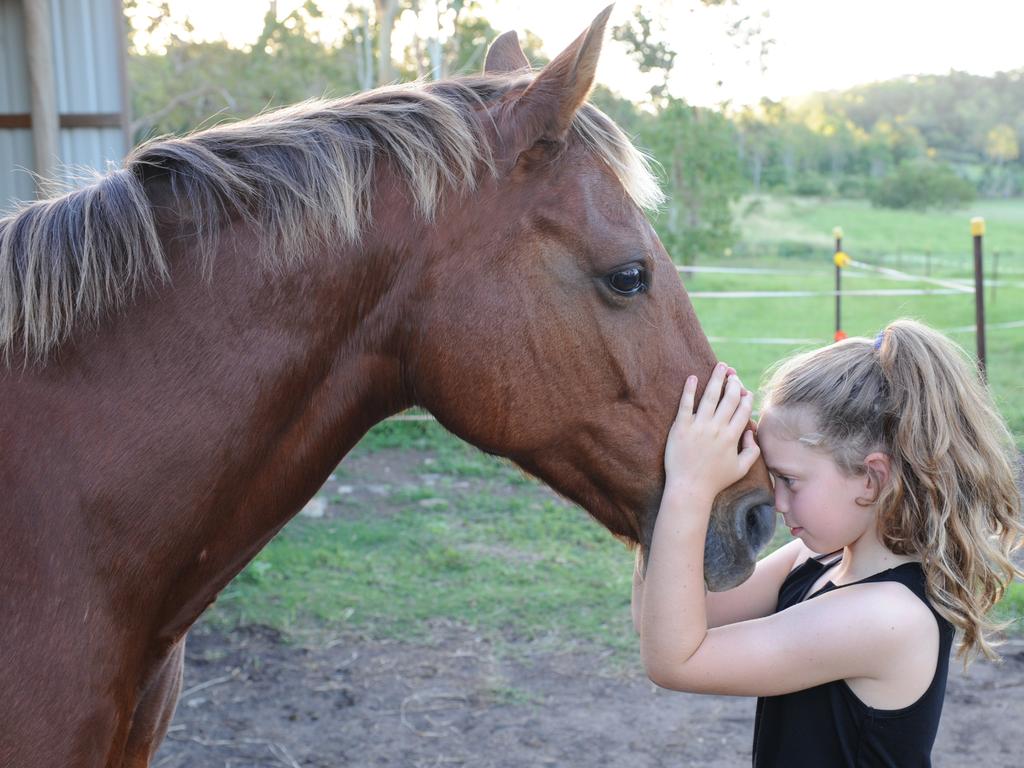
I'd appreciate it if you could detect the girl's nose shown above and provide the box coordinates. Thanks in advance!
[773,486,788,513]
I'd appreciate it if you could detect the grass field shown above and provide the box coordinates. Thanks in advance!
[207,196,1023,660]
[210,423,646,663]
[736,195,1024,258]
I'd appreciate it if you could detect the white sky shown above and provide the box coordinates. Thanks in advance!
[139,0,1024,107]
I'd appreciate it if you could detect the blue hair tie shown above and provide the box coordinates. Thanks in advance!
[873,331,885,351]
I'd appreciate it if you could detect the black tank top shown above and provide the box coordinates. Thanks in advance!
[752,552,954,767]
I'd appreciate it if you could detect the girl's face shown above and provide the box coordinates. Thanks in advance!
[757,406,878,554]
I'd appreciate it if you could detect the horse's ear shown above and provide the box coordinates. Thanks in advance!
[500,4,613,154]
[484,31,530,74]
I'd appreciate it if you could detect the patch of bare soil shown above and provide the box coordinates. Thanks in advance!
[154,447,1024,767]
[154,620,1024,768]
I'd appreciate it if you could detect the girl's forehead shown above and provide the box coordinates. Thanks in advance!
[757,405,818,441]
[756,406,830,469]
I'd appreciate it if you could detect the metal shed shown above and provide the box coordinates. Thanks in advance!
[0,0,130,214]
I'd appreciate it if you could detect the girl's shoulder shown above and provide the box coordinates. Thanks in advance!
[821,577,942,709]
[811,567,941,669]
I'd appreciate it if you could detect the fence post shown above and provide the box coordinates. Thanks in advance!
[971,217,987,380]
[833,226,849,341]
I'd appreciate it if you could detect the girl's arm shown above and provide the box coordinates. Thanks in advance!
[638,364,929,697]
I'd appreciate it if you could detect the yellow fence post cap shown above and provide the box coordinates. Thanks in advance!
[832,226,843,239]
[970,217,985,236]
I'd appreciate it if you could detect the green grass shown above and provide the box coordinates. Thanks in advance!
[211,432,638,661]
[995,581,1024,633]
[738,195,1024,258]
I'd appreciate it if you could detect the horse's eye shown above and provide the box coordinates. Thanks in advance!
[608,267,647,296]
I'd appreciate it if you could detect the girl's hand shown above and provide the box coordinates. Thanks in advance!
[663,362,760,503]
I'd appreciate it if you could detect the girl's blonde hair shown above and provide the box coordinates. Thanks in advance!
[763,318,1023,664]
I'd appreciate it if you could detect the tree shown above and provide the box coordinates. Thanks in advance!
[612,5,677,104]
[986,124,1020,164]
[373,0,403,85]
[127,3,370,140]
[399,1,525,80]
[611,4,745,263]
[639,99,744,265]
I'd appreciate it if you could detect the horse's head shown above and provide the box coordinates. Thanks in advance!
[408,7,774,590]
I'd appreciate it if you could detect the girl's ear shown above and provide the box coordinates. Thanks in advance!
[863,452,891,498]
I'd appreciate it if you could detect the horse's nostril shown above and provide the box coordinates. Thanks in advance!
[739,502,776,550]
[746,507,759,535]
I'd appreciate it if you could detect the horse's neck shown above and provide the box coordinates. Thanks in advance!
[8,209,418,645]
[154,213,425,636]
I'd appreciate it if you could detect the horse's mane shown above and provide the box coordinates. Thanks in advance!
[0,74,663,363]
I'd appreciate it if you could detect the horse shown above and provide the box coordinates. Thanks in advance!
[0,8,775,767]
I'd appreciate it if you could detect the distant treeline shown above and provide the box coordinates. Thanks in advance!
[727,71,1024,202]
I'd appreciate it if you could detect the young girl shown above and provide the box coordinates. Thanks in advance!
[633,319,1023,767]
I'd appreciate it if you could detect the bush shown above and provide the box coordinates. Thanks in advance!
[836,176,868,198]
[791,174,832,197]
[775,241,819,260]
[741,197,766,216]
[868,162,976,210]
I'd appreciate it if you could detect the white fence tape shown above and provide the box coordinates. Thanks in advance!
[847,259,975,294]
[690,288,965,298]
[676,265,816,275]
[941,319,1024,334]
[708,336,821,345]
[679,261,980,298]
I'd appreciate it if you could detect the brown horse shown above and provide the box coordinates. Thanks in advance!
[0,8,774,767]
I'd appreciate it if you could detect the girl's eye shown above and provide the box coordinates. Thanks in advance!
[773,474,795,489]
[607,266,647,296]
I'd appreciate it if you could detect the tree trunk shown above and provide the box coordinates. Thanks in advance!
[358,8,375,91]
[375,0,401,86]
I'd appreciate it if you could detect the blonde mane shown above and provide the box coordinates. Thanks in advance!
[0,75,662,364]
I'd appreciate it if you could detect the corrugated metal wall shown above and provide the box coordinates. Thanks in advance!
[0,0,128,214]
[0,0,36,211]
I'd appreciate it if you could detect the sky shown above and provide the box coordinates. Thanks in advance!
[133,0,1024,108]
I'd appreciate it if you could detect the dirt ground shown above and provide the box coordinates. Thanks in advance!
[153,621,1024,768]
[153,447,1024,768]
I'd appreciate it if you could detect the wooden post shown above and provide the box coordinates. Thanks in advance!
[24,0,60,196]
[971,217,987,380]
[833,226,848,341]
